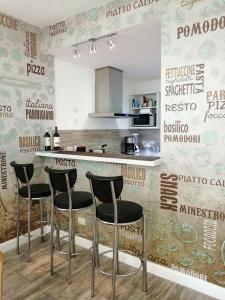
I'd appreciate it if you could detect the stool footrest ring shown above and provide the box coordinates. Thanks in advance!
[95,249,143,278]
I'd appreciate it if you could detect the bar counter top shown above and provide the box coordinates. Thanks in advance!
[36,150,162,167]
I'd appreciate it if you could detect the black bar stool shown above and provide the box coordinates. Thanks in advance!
[10,161,51,262]
[86,171,147,300]
[45,166,93,284]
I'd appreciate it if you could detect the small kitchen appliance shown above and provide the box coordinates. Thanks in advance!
[132,111,156,127]
[131,133,139,153]
[124,136,136,155]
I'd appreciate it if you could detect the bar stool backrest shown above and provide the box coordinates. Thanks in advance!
[86,171,123,203]
[10,161,34,184]
[45,167,77,192]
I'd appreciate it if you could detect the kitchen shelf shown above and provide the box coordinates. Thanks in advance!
[129,91,161,129]
[132,106,157,109]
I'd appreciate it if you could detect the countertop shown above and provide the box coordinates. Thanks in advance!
[36,150,162,167]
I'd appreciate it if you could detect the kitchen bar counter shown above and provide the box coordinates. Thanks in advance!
[36,151,162,167]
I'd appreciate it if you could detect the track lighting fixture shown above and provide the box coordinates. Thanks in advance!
[72,33,116,58]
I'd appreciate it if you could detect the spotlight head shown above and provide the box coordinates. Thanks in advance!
[108,35,115,50]
[89,39,97,54]
[73,46,81,58]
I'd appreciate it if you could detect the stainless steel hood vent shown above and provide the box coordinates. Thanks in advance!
[88,66,137,118]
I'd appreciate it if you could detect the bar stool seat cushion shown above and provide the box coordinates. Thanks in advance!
[54,191,92,210]
[19,183,51,199]
[96,200,143,224]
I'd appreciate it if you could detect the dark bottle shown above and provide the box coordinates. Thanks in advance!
[53,126,60,150]
[44,129,51,151]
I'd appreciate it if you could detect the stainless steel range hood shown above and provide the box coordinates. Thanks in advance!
[88,66,137,118]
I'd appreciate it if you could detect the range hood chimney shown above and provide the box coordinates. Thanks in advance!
[88,66,137,118]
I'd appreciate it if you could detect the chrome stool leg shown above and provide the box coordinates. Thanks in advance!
[68,210,72,285]
[112,223,118,300]
[56,224,61,251]
[117,239,120,275]
[16,195,20,255]
[54,213,61,250]
[27,199,31,262]
[71,215,76,254]
[50,206,54,275]
[142,215,147,292]
[40,199,45,242]
[95,218,99,265]
[91,216,97,297]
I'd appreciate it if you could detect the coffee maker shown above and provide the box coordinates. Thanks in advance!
[123,136,136,155]
[131,133,139,153]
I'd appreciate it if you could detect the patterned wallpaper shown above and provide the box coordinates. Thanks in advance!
[161,0,225,287]
[0,15,54,242]
[41,0,168,54]
[1,0,225,289]
[40,0,225,287]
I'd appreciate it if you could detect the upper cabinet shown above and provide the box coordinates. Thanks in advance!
[129,92,161,129]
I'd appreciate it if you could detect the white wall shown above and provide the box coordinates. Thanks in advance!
[55,58,95,130]
[128,78,160,95]
[55,58,160,130]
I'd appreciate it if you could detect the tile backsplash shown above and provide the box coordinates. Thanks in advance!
[59,129,160,153]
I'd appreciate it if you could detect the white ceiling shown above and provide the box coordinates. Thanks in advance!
[54,21,161,81]
[0,0,112,27]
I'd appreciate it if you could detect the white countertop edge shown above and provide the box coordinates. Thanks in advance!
[35,152,162,167]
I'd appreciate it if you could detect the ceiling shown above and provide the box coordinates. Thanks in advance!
[54,21,161,81]
[0,1,161,80]
[0,0,112,27]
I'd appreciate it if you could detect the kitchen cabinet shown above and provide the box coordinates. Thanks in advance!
[129,92,160,129]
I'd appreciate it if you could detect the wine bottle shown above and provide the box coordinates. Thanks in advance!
[44,129,51,151]
[53,126,60,150]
